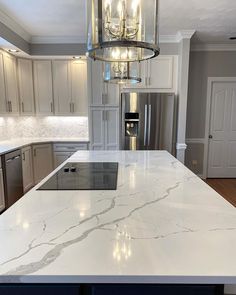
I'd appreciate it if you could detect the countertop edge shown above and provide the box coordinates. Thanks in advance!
[0,139,90,156]
[0,275,235,284]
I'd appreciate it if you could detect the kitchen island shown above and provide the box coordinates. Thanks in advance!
[0,151,235,294]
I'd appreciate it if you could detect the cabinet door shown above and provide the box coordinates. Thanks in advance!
[33,60,54,115]
[54,151,73,168]
[122,61,147,90]
[3,54,19,114]
[148,56,174,90]
[90,108,105,150]
[90,61,104,106]
[105,108,120,150]
[71,59,88,115]
[21,146,34,192]
[0,53,7,114]
[104,83,120,106]
[33,144,53,184]
[18,59,35,115]
[53,60,71,115]
[0,168,5,213]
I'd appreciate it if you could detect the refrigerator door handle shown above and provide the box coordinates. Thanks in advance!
[144,104,148,146]
[148,104,152,146]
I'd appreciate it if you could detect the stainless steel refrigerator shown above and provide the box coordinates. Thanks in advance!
[121,93,176,154]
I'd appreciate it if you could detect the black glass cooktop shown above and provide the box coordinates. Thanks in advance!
[37,162,118,191]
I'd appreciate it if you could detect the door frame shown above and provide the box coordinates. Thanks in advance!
[203,77,236,179]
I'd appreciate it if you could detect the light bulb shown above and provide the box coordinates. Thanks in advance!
[117,1,122,15]
[112,48,121,59]
[132,0,140,14]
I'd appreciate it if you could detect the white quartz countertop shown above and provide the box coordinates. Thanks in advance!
[0,138,90,155]
[0,151,235,284]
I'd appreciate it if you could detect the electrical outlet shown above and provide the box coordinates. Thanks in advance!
[192,160,198,166]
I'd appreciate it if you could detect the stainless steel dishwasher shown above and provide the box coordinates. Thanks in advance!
[2,150,24,209]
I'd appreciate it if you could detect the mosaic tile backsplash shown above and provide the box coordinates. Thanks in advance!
[0,116,89,140]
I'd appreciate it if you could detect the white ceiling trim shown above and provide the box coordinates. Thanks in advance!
[30,36,86,44]
[33,31,196,45]
[177,30,196,41]
[160,30,195,43]
[191,43,236,51]
[0,9,31,42]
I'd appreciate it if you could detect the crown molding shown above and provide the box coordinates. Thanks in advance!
[191,43,236,51]
[176,30,196,42]
[0,9,31,42]
[160,31,196,43]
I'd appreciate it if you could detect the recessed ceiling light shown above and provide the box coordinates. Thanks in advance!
[8,49,20,53]
[73,56,82,59]
[229,37,236,40]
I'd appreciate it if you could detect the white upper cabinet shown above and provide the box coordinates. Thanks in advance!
[53,60,71,115]
[18,59,35,115]
[0,52,7,114]
[147,56,176,90]
[3,53,19,114]
[90,61,103,106]
[33,60,54,115]
[123,55,178,93]
[52,59,88,116]
[71,59,88,115]
[90,61,119,107]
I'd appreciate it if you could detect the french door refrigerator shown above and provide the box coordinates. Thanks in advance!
[121,93,176,154]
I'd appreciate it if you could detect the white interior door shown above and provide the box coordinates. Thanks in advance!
[208,81,236,178]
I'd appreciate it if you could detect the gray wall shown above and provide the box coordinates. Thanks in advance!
[186,51,236,175]
[187,51,236,139]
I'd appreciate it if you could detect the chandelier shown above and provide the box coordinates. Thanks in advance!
[104,61,141,84]
[87,0,160,62]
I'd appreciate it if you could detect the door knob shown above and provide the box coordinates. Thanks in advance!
[209,135,213,139]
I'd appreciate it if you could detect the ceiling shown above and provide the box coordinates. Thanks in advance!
[0,0,236,44]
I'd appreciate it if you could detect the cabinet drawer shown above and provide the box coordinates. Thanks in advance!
[53,143,88,152]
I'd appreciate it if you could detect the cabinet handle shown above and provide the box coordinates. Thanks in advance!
[22,102,24,113]
[70,102,72,113]
[102,94,106,105]
[7,101,10,112]
[103,110,108,121]
[22,152,25,161]
[149,77,151,85]
[34,149,36,157]
[7,101,12,112]
[72,103,75,113]
[50,102,53,113]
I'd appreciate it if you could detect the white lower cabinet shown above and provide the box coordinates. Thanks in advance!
[21,146,34,193]
[53,143,89,168]
[0,167,5,213]
[90,107,119,150]
[33,144,53,184]
[54,152,73,168]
